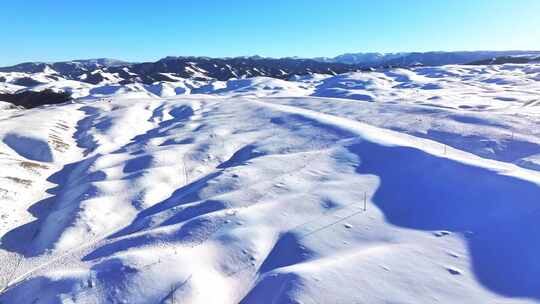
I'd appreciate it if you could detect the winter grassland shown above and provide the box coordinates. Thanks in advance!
[1,64,540,303]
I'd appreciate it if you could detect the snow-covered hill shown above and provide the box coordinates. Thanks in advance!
[1,64,540,303]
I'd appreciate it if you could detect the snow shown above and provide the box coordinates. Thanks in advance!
[1,64,540,303]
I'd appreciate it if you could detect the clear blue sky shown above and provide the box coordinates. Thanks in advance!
[1,0,539,66]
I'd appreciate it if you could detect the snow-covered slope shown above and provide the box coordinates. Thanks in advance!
[4,64,540,170]
[1,64,540,303]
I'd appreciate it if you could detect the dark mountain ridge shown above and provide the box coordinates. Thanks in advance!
[1,51,539,85]
[467,56,540,65]
[0,57,367,85]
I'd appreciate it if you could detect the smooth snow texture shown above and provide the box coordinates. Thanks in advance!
[0,64,540,303]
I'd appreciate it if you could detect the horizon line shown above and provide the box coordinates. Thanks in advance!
[3,49,540,67]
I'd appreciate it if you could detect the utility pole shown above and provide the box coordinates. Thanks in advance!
[364,192,367,212]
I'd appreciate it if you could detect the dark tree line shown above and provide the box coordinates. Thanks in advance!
[0,89,72,109]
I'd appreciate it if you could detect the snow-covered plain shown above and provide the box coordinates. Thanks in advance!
[1,64,540,303]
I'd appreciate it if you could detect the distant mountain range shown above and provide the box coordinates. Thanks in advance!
[0,57,363,85]
[467,55,540,65]
[319,50,540,65]
[1,51,539,85]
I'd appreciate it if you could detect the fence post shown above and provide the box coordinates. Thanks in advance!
[364,192,367,212]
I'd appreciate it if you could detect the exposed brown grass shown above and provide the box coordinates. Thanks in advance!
[19,161,48,175]
[19,161,48,170]
[4,176,32,187]
[48,134,70,152]
[56,122,70,130]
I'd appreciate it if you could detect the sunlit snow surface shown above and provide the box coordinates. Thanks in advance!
[1,64,540,303]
